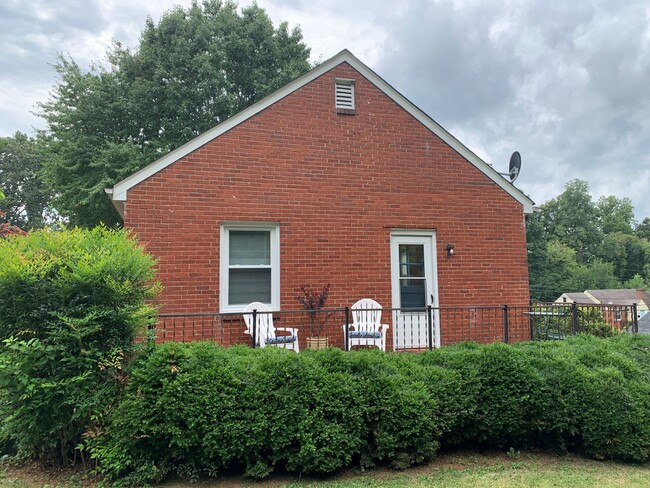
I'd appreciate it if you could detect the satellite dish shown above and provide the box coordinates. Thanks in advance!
[498,151,521,183]
[509,151,521,183]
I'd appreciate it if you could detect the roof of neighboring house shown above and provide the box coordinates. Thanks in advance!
[555,292,596,304]
[106,49,535,218]
[584,289,649,306]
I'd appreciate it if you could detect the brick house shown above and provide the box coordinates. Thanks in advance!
[107,50,534,348]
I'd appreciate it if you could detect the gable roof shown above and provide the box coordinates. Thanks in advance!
[107,49,535,217]
[584,289,649,306]
[555,292,596,304]
[556,289,650,306]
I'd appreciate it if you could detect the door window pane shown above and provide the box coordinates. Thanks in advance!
[229,231,270,265]
[399,244,424,277]
[400,279,426,308]
[398,244,426,308]
[229,268,272,304]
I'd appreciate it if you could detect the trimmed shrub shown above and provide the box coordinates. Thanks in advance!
[92,345,464,483]
[433,335,650,461]
[559,335,650,461]
[427,343,549,448]
[90,334,650,484]
[92,345,368,482]
[317,350,454,469]
[0,227,159,464]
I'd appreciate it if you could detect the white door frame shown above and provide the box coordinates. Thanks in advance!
[390,230,441,349]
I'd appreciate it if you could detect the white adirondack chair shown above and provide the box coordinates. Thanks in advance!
[243,302,300,352]
[344,298,389,351]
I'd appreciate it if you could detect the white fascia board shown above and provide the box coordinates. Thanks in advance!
[109,49,534,214]
[104,187,125,218]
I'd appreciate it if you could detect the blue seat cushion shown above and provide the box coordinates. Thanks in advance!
[349,331,382,339]
[265,335,297,345]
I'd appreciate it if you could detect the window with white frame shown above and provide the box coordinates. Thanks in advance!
[220,223,280,312]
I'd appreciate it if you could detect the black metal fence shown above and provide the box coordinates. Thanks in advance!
[154,302,639,352]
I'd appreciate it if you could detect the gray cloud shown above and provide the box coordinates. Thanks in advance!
[368,0,650,218]
[1,1,104,76]
[0,0,179,133]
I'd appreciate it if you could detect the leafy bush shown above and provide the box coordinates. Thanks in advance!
[530,306,622,340]
[556,335,650,461]
[92,335,650,484]
[578,307,622,337]
[317,350,461,469]
[427,343,548,448]
[92,345,462,483]
[431,336,650,461]
[0,227,159,464]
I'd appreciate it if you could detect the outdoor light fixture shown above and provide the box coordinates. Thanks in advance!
[446,243,455,256]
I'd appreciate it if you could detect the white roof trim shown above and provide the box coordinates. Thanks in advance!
[108,49,534,214]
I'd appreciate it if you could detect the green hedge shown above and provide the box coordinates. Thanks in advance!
[93,334,650,484]
[427,335,650,459]
[0,227,159,464]
[91,346,465,482]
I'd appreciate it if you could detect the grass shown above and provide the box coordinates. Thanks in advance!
[278,453,650,488]
[1,452,649,488]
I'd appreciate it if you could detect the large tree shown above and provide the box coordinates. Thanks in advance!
[537,240,581,302]
[596,195,635,235]
[636,217,650,241]
[571,259,621,291]
[0,132,51,229]
[526,211,549,301]
[538,180,604,264]
[597,232,650,283]
[528,180,650,300]
[40,0,311,227]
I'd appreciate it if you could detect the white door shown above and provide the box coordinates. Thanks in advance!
[390,232,439,349]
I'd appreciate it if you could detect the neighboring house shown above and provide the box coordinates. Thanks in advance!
[107,50,534,348]
[554,288,650,327]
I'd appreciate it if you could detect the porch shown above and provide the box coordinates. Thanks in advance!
[154,302,640,351]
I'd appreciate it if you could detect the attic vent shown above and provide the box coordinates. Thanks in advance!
[335,79,355,113]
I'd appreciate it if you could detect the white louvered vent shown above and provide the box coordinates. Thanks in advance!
[335,79,355,110]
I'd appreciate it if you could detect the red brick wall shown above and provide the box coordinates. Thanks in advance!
[124,62,530,346]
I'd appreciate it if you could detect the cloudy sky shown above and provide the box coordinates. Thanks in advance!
[2,0,650,219]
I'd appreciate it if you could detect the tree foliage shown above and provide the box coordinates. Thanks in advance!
[526,212,549,301]
[39,0,311,227]
[533,240,581,301]
[571,259,621,291]
[597,195,635,235]
[597,232,650,283]
[0,132,52,229]
[528,179,650,301]
[636,217,650,241]
[539,180,602,263]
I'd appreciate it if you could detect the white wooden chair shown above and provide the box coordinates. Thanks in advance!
[343,298,389,351]
[243,302,300,352]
